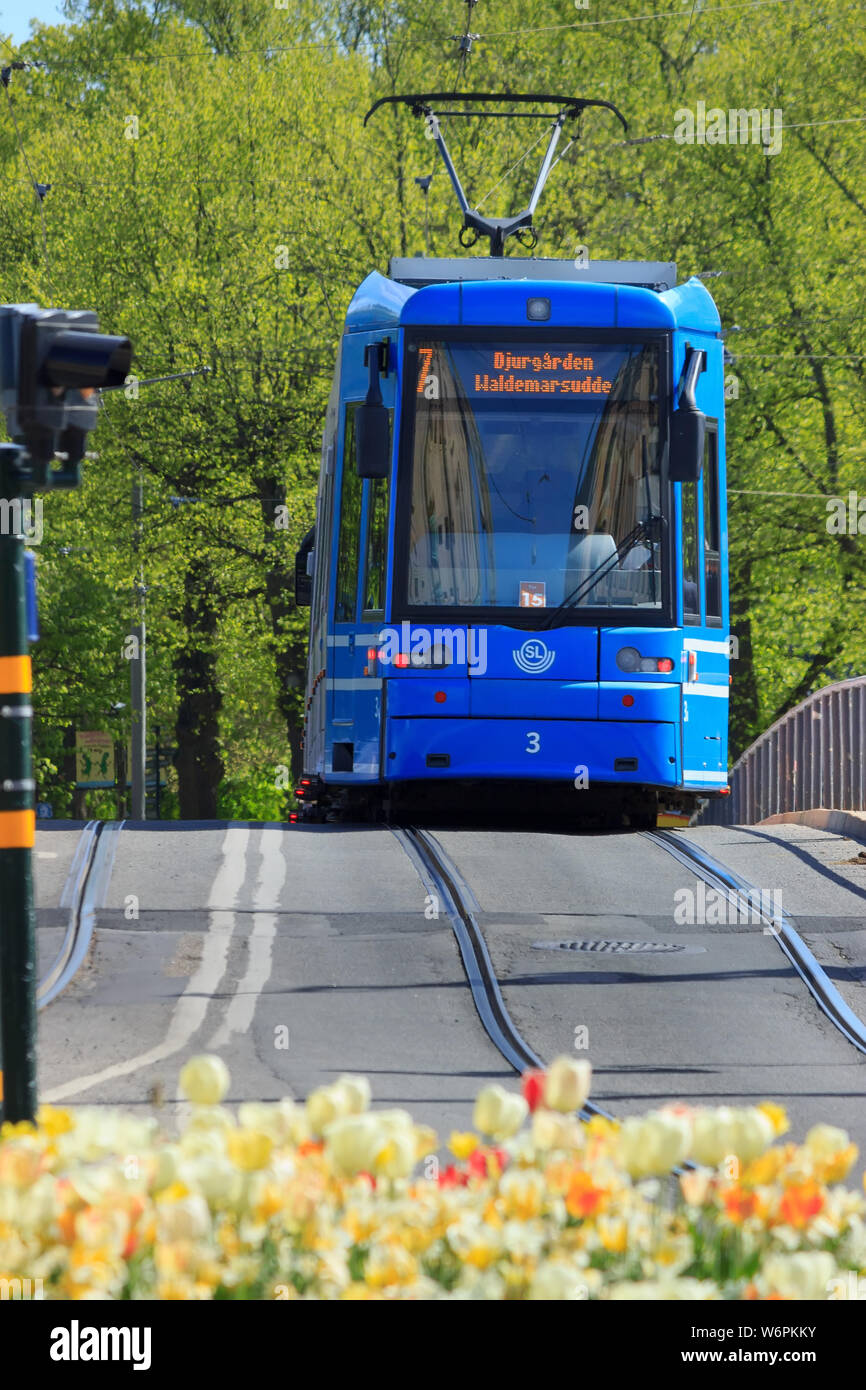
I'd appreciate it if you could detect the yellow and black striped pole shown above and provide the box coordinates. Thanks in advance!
[0,443,37,1123]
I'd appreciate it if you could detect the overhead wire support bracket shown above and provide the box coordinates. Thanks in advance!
[363,93,627,257]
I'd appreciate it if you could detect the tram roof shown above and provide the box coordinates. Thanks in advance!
[344,260,721,336]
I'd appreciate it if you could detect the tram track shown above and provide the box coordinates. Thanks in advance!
[395,825,614,1121]
[396,822,866,1132]
[37,819,124,1009]
[645,828,866,1059]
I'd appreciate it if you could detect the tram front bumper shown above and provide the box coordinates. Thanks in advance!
[384,717,679,786]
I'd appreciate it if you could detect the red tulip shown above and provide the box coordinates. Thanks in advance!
[521,1069,547,1113]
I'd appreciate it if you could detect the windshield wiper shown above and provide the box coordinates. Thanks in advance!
[539,514,664,630]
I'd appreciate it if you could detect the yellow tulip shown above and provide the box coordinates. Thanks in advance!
[757,1101,789,1137]
[691,1107,773,1167]
[730,1108,774,1163]
[324,1115,382,1176]
[413,1125,438,1161]
[500,1168,546,1220]
[543,1057,592,1114]
[763,1251,837,1300]
[618,1111,691,1178]
[804,1123,852,1161]
[528,1261,589,1300]
[473,1085,528,1140]
[156,1194,211,1243]
[178,1154,238,1204]
[336,1075,372,1115]
[306,1083,353,1135]
[36,1105,74,1138]
[531,1108,580,1151]
[372,1129,416,1180]
[226,1129,274,1172]
[178,1055,230,1106]
[449,1131,478,1160]
[150,1144,182,1192]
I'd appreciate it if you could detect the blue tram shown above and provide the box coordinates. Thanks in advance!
[294,98,730,826]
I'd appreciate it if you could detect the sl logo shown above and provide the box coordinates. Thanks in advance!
[513,638,555,674]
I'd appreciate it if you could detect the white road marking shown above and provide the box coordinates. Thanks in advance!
[205,827,285,1049]
[42,826,250,1103]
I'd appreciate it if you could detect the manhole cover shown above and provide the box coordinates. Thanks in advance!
[531,939,706,954]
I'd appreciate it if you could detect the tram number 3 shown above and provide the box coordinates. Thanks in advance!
[526,731,540,753]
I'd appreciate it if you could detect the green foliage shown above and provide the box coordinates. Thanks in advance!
[0,0,862,799]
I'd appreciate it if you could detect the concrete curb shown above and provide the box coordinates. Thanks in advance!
[760,808,866,843]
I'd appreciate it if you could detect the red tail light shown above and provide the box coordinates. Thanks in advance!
[657,658,675,673]
[394,653,410,669]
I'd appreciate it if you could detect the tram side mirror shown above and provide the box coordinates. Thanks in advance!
[356,402,391,479]
[669,347,707,483]
[669,407,705,483]
[294,526,315,607]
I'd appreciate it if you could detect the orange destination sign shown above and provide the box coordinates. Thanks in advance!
[473,350,613,396]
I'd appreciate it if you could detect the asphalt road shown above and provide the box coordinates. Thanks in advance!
[32,818,866,1151]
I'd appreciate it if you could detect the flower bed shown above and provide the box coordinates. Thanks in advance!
[0,1055,862,1300]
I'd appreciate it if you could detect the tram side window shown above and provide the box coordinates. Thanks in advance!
[682,481,700,624]
[363,476,389,616]
[335,407,363,621]
[703,425,722,626]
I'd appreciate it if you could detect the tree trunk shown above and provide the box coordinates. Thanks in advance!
[255,474,308,785]
[173,557,224,818]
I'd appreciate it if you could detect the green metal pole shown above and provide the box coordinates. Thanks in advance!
[0,443,37,1124]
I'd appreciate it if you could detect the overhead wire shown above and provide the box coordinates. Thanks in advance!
[3,0,848,68]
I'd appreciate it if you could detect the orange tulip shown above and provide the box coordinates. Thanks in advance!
[721,1185,761,1223]
[777,1179,824,1228]
[566,1169,607,1219]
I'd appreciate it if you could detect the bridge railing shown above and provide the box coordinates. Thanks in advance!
[698,675,866,825]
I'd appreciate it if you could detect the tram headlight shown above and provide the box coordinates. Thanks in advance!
[617,647,676,674]
[616,646,642,673]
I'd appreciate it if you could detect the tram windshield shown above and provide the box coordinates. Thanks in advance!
[400,337,665,613]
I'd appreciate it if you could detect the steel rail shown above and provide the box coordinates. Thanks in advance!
[645,828,866,1058]
[394,825,613,1120]
[37,819,125,1009]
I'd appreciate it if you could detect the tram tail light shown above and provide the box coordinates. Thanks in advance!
[394,653,410,668]
[657,657,675,673]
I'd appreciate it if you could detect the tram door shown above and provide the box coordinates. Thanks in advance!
[329,404,390,777]
[680,423,729,787]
